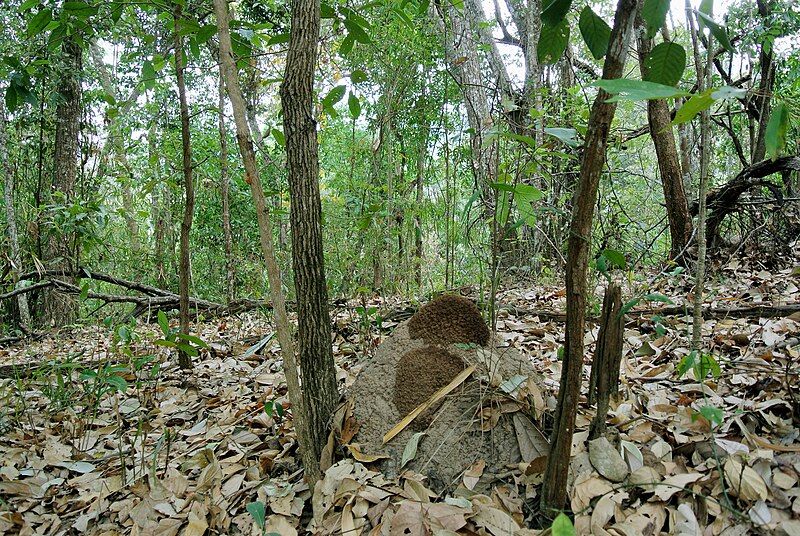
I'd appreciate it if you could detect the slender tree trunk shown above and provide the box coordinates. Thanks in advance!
[636,23,693,263]
[43,34,82,327]
[540,0,639,515]
[213,0,313,483]
[149,119,169,289]
[89,42,141,252]
[218,71,235,305]
[752,0,774,163]
[174,4,195,369]
[1,106,32,330]
[414,122,427,287]
[280,0,339,484]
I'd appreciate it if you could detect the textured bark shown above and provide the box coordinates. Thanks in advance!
[43,34,82,327]
[636,24,693,263]
[752,0,775,163]
[280,0,339,484]
[540,0,639,515]
[588,283,623,440]
[213,0,315,483]
[149,120,170,289]
[218,70,235,305]
[1,106,32,330]
[174,5,195,370]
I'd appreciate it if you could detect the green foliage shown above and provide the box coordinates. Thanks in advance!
[677,350,721,381]
[594,79,691,101]
[644,42,686,87]
[541,0,573,27]
[538,19,570,65]
[551,512,576,536]
[642,0,670,39]
[765,101,789,159]
[578,6,610,60]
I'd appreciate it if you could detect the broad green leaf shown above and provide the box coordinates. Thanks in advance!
[350,69,367,83]
[642,0,670,38]
[5,85,18,113]
[339,34,355,55]
[175,333,208,347]
[320,2,337,18]
[142,59,155,90]
[697,404,723,426]
[344,18,371,44]
[392,6,413,27]
[551,512,576,536]
[537,19,570,65]
[601,249,626,269]
[644,42,686,87]
[322,85,347,111]
[196,24,217,44]
[593,78,690,101]
[267,33,289,46]
[578,6,610,60]
[544,127,578,147]
[19,0,39,11]
[246,501,267,529]
[63,2,98,18]
[27,9,53,38]
[401,432,426,468]
[672,90,714,124]
[270,128,285,146]
[696,11,732,52]
[348,92,361,119]
[157,309,170,337]
[542,0,573,27]
[765,102,789,160]
[449,0,464,12]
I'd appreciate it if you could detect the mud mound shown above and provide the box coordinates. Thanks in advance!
[394,346,465,429]
[407,294,490,346]
[348,300,543,494]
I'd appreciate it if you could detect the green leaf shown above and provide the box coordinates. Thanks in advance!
[175,333,208,347]
[642,0,670,38]
[142,59,155,90]
[544,127,578,147]
[176,343,199,357]
[449,0,464,12]
[267,33,290,46]
[672,90,714,124]
[765,102,789,160]
[696,11,732,52]
[18,0,39,11]
[676,350,699,378]
[157,310,170,338]
[542,0,573,27]
[578,7,610,60]
[350,69,367,83]
[271,128,285,146]
[80,282,89,302]
[105,374,128,393]
[322,85,347,111]
[246,501,266,529]
[601,249,626,270]
[63,2,98,18]
[344,18,371,44]
[537,19,570,65]
[551,512,576,536]
[339,34,355,56]
[320,2,337,18]
[644,42,686,87]
[697,405,723,427]
[401,432,426,468]
[593,79,690,101]
[27,9,53,38]
[196,24,217,44]
[348,92,361,119]
[5,85,18,113]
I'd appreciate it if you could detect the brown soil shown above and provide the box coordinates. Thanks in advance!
[407,294,490,346]
[393,346,466,429]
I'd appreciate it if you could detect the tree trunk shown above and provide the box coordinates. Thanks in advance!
[174,4,195,370]
[751,0,775,163]
[1,105,32,330]
[43,34,82,327]
[149,119,170,289]
[213,0,315,484]
[218,70,235,305]
[540,0,639,516]
[280,0,339,484]
[636,24,693,263]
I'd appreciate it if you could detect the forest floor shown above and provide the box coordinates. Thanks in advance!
[0,252,799,535]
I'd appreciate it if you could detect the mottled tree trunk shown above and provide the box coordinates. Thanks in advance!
[540,0,639,515]
[218,71,235,305]
[43,35,82,327]
[174,4,195,370]
[280,0,339,484]
[1,106,32,330]
[636,24,693,263]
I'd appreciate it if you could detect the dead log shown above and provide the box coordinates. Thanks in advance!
[589,284,624,440]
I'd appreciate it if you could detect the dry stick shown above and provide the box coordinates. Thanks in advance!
[212,0,308,473]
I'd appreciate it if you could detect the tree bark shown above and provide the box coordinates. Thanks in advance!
[751,0,775,163]
[213,0,317,483]
[540,0,639,516]
[218,68,235,305]
[43,34,82,327]
[280,0,339,484]
[1,105,32,330]
[174,4,195,370]
[636,24,693,263]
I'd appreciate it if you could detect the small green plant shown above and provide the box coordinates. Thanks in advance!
[550,512,576,535]
[246,500,280,536]
[153,310,208,358]
[264,397,285,422]
[677,350,723,428]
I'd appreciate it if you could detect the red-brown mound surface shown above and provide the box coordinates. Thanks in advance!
[408,294,489,346]
[393,346,465,428]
